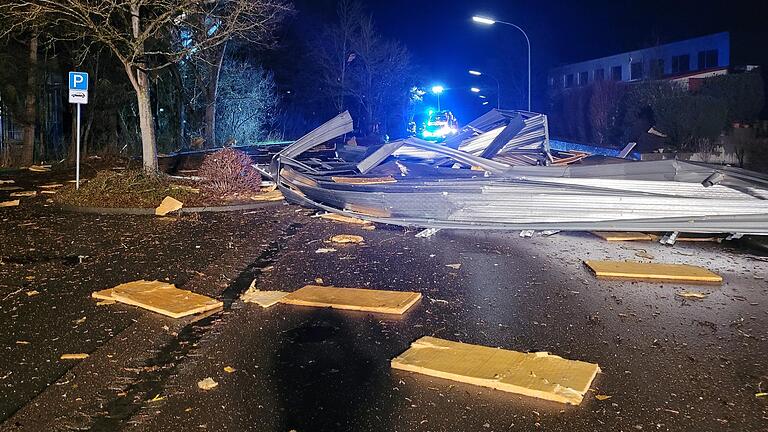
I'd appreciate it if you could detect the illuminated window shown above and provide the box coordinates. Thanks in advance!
[611,65,622,81]
[671,54,690,74]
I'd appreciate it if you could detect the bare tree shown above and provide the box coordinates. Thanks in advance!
[216,60,279,145]
[1,0,291,172]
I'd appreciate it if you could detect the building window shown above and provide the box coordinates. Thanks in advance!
[578,71,589,86]
[650,59,664,79]
[611,65,622,81]
[698,49,718,69]
[630,62,643,80]
[671,54,690,74]
[595,68,605,81]
[565,73,574,88]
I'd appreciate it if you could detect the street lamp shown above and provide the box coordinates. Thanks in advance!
[470,87,481,93]
[431,85,444,111]
[472,15,531,111]
[467,70,501,109]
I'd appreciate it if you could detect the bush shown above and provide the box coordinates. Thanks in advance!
[699,72,765,124]
[198,148,261,197]
[651,95,727,151]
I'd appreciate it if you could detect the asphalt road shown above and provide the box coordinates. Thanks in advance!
[1,169,767,431]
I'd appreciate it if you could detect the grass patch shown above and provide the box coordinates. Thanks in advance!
[55,170,205,208]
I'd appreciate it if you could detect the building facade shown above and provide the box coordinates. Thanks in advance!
[548,32,730,91]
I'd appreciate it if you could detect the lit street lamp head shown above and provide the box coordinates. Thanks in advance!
[472,16,496,25]
[470,87,481,93]
[431,85,444,94]
[468,70,482,76]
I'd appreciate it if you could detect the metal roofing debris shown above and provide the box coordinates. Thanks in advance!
[270,110,768,235]
[391,336,600,405]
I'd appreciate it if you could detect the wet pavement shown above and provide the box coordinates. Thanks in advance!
[1,169,768,431]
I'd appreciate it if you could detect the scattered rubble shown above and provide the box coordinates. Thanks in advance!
[280,285,422,314]
[197,377,218,390]
[584,260,723,284]
[391,336,600,405]
[92,280,222,318]
[155,196,184,216]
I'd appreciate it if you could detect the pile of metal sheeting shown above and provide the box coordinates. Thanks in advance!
[269,110,768,235]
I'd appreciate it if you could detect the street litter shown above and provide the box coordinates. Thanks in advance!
[60,353,89,360]
[155,196,183,216]
[92,280,223,318]
[197,377,218,390]
[250,189,284,202]
[391,336,600,405]
[445,263,461,270]
[585,260,722,284]
[265,110,768,234]
[28,165,51,172]
[0,186,22,191]
[0,179,14,184]
[318,212,372,225]
[26,290,39,297]
[676,291,710,299]
[595,394,612,401]
[39,183,63,189]
[280,285,422,314]
[0,200,20,207]
[315,247,337,253]
[330,234,364,244]
[593,232,656,242]
[240,285,289,308]
[10,191,37,198]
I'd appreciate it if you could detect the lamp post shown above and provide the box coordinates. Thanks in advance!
[468,70,501,109]
[472,16,531,111]
[431,85,444,111]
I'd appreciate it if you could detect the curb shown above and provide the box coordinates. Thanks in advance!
[58,200,284,215]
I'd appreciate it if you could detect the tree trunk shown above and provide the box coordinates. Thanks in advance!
[135,77,158,172]
[203,43,227,147]
[129,2,157,173]
[21,34,38,166]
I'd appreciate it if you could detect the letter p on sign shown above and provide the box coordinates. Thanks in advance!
[69,72,88,90]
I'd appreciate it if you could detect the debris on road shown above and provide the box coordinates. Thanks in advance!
[268,110,768,234]
[280,285,422,314]
[317,212,372,226]
[445,263,461,270]
[223,366,236,373]
[330,234,364,244]
[595,394,612,401]
[28,165,51,172]
[92,280,223,318]
[197,377,218,390]
[249,189,284,202]
[26,290,39,297]
[584,260,723,284]
[10,191,37,198]
[593,232,656,242]
[39,183,63,189]
[391,336,600,405]
[241,285,289,308]
[676,291,710,299]
[0,179,15,184]
[315,247,337,254]
[0,186,22,191]
[0,200,20,207]
[60,353,89,360]
[155,196,184,216]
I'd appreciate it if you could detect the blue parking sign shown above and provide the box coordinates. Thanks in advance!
[69,72,88,90]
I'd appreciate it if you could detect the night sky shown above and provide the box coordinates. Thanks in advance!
[288,0,767,122]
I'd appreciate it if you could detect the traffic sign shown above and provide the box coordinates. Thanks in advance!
[68,72,89,105]
[69,72,88,90]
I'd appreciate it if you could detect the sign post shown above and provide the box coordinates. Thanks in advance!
[68,72,89,189]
